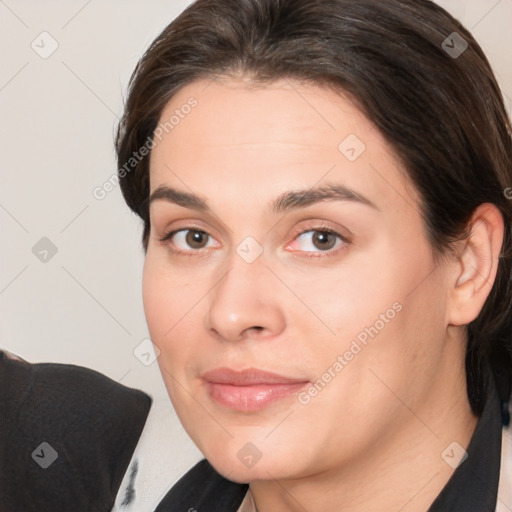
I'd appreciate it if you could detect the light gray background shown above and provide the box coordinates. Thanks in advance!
[1,0,511,506]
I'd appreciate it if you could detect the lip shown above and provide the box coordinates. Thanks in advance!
[202,367,309,412]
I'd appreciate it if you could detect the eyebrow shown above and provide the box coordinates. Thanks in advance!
[148,183,379,214]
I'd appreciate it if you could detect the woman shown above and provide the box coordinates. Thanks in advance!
[115,0,512,510]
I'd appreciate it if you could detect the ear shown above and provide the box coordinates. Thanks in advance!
[447,203,504,326]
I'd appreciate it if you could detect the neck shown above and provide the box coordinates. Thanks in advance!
[249,335,479,512]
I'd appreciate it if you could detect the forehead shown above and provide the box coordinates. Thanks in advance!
[149,77,417,212]
[154,77,373,150]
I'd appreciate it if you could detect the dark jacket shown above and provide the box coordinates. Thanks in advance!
[0,350,151,512]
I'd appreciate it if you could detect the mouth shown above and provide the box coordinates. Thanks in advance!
[201,367,310,412]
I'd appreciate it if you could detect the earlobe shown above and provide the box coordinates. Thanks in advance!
[448,203,504,326]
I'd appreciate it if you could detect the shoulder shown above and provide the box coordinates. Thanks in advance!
[154,459,249,512]
[0,349,152,512]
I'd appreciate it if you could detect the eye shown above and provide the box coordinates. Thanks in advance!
[160,228,218,252]
[288,228,347,254]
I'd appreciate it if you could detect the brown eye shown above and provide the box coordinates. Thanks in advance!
[312,231,337,250]
[160,228,216,252]
[291,229,346,253]
[185,230,209,249]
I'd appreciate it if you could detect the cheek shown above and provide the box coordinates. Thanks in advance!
[142,249,202,339]
[336,253,448,403]
[306,236,445,373]
[142,255,193,404]
[142,255,169,341]
[281,252,403,343]
[142,250,210,387]
[142,253,191,374]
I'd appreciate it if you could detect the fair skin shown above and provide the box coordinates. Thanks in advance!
[143,76,504,512]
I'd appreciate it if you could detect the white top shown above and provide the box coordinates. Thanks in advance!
[236,488,257,512]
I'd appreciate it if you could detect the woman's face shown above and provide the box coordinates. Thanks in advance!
[143,77,457,481]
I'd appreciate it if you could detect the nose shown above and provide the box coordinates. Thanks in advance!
[204,256,286,343]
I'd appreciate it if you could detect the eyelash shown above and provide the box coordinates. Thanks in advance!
[158,225,351,258]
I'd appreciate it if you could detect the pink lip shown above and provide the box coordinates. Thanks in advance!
[202,367,309,412]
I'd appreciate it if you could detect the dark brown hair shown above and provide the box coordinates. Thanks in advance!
[115,0,512,417]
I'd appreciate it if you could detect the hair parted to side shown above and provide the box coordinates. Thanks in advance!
[115,0,512,417]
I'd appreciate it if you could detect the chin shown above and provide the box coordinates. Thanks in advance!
[201,440,301,484]
[208,457,277,484]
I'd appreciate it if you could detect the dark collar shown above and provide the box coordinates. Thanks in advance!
[156,379,504,512]
[428,376,503,511]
